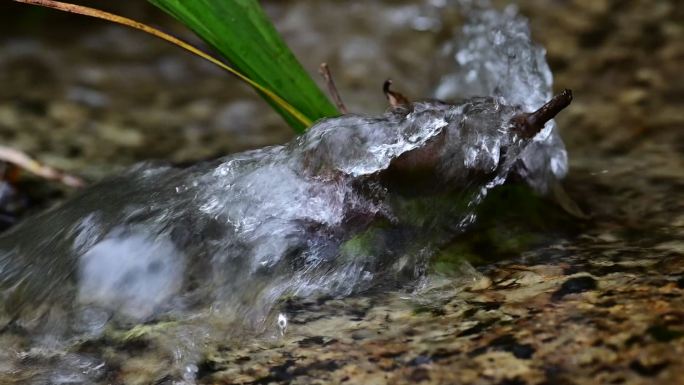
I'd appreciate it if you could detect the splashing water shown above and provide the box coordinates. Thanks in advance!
[0,98,530,323]
[435,3,568,193]
[0,3,568,383]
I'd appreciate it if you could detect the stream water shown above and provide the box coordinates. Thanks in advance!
[1,1,681,384]
[0,3,567,382]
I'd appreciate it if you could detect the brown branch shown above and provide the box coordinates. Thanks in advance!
[510,89,573,138]
[383,80,411,109]
[318,63,348,114]
[0,145,85,188]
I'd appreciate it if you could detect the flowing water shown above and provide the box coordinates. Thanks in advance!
[1,1,680,384]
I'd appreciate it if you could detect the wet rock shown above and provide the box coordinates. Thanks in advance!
[629,359,669,377]
[469,334,535,359]
[646,325,684,343]
[408,367,431,382]
[0,0,681,384]
[458,320,496,337]
[551,276,597,300]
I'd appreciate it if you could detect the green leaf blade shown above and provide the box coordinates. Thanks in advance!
[148,0,339,132]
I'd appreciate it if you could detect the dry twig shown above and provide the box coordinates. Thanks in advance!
[319,63,348,114]
[383,80,411,108]
[0,145,85,188]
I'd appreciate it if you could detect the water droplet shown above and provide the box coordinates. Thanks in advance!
[277,313,288,335]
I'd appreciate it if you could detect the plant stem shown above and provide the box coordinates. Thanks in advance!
[319,63,348,114]
[0,145,84,188]
[383,80,411,108]
[510,89,573,138]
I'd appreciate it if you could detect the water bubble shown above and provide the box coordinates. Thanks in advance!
[182,364,198,382]
[277,313,288,335]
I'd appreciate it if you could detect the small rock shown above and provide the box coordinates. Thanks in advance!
[552,276,598,300]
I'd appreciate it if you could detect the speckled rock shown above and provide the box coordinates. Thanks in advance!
[0,0,682,384]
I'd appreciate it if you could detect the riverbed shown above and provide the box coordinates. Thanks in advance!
[0,1,682,384]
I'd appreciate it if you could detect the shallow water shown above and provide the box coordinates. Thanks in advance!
[0,0,682,384]
[0,2,568,382]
